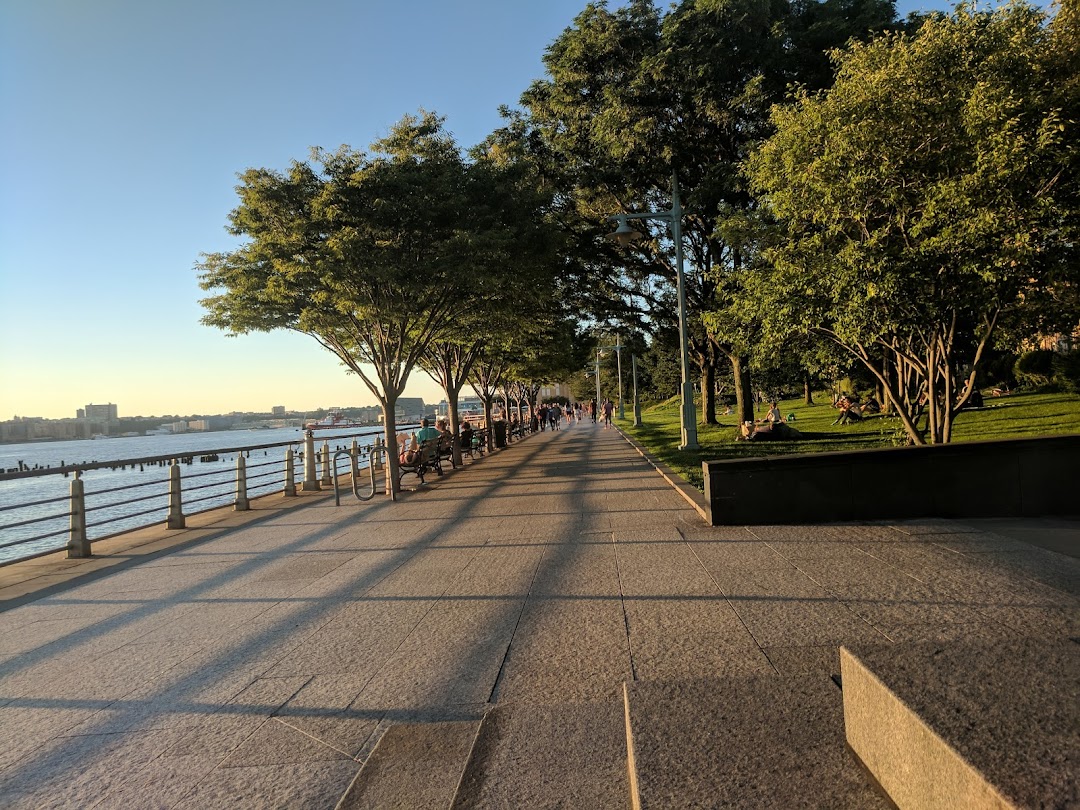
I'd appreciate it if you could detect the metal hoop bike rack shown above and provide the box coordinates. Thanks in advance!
[332,439,385,505]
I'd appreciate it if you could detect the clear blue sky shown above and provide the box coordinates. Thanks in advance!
[1,0,950,420]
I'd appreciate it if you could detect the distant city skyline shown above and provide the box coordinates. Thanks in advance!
[1,0,966,421]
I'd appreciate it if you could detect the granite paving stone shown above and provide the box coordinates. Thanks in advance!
[452,700,629,810]
[975,601,1080,637]
[625,676,891,809]
[730,596,887,648]
[219,716,352,767]
[163,714,273,759]
[832,580,992,635]
[0,617,106,656]
[261,601,434,678]
[625,599,774,678]
[891,519,980,535]
[963,548,1080,595]
[0,423,1076,807]
[337,720,480,810]
[689,540,796,571]
[273,674,382,756]
[762,644,842,676]
[492,598,633,703]
[0,705,110,773]
[842,638,1080,810]
[924,531,1036,553]
[874,618,1020,644]
[86,754,224,810]
[0,727,182,810]
[171,759,360,809]
[851,539,965,573]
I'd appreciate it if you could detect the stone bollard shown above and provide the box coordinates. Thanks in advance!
[302,431,320,491]
[320,441,332,487]
[67,472,91,558]
[283,448,297,496]
[166,461,186,529]
[234,455,250,511]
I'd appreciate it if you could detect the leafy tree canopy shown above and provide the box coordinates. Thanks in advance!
[746,1,1078,443]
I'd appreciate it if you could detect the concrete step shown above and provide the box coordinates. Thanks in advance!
[451,699,630,809]
[841,638,1080,810]
[624,675,891,809]
[335,720,480,810]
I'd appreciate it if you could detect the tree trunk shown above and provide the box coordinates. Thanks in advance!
[702,361,717,424]
[381,396,400,499]
[732,355,754,424]
[482,398,494,451]
[445,386,462,467]
[803,371,814,405]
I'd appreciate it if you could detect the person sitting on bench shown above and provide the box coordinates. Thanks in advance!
[399,433,419,465]
[460,422,475,451]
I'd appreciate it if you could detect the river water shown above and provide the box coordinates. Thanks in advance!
[0,426,394,565]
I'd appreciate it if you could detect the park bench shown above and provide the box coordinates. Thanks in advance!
[397,438,442,487]
[461,428,487,460]
[436,434,461,470]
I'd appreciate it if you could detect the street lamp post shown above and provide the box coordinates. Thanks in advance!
[632,354,642,427]
[608,172,698,450]
[594,347,602,407]
[614,334,624,420]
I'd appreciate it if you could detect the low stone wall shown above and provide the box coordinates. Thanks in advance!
[701,434,1080,526]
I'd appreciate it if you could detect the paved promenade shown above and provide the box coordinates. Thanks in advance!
[0,422,1077,808]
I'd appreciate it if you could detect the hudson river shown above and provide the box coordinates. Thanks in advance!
[0,426,390,565]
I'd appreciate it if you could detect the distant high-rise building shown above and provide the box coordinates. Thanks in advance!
[83,403,118,421]
[272,405,286,417]
[394,397,425,421]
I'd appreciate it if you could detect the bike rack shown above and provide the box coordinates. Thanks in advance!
[332,442,383,505]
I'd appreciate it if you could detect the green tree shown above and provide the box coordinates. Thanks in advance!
[198,112,486,495]
[747,2,1077,444]
[418,150,558,463]
[511,0,898,427]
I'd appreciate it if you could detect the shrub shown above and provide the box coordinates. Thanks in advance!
[1014,350,1057,390]
[1014,350,1080,392]
[1052,352,1080,393]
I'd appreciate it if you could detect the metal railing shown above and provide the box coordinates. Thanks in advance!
[0,430,388,568]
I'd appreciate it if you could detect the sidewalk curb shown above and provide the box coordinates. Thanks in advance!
[615,428,709,524]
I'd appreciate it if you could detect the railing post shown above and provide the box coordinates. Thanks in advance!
[283,448,297,496]
[67,471,90,558]
[302,430,320,491]
[166,460,186,529]
[234,455,250,511]
[320,441,332,487]
[351,439,360,483]
[373,435,384,471]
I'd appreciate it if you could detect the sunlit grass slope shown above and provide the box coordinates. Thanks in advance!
[619,391,1080,490]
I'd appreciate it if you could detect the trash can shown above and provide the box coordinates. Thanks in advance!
[493,420,507,448]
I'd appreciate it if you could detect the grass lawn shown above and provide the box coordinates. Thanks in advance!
[619,391,1080,490]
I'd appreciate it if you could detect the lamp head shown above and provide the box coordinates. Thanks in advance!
[607,215,642,247]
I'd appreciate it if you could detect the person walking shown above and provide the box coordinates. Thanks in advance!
[602,399,614,428]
